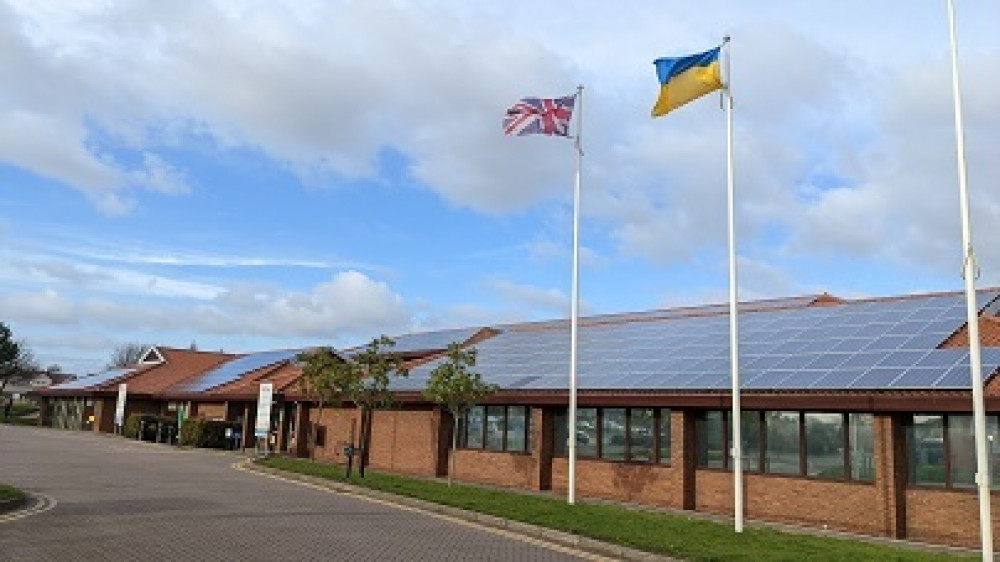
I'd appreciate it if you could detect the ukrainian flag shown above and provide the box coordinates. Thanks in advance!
[651,46,723,117]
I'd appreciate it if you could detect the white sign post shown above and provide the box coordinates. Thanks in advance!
[255,383,274,455]
[114,384,127,433]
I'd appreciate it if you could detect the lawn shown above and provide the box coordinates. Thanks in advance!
[257,457,972,561]
[0,400,39,426]
[0,484,26,504]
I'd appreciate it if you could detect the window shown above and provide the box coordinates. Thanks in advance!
[905,413,1000,490]
[630,408,654,462]
[907,414,945,487]
[459,405,532,453]
[466,406,484,449]
[740,411,761,472]
[657,409,671,464]
[697,411,725,469]
[553,407,671,462]
[506,406,527,452]
[601,408,626,460]
[805,413,844,478]
[697,409,874,482]
[577,408,598,457]
[765,411,800,475]
[485,406,505,450]
[849,414,875,481]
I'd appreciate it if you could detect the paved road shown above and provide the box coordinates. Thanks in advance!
[0,426,597,561]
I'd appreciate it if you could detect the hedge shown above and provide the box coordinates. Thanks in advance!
[122,413,177,441]
[178,418,242,449]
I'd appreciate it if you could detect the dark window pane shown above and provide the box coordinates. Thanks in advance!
[526,407,534,453]
[849,413,875,481]
[506,406,527,452]
[908,414,945,486]
[657,408,671,464]
[765,411,800,475]
[485,405,505,451]
[577,408,598,457]
[554,408,567,456]
[602,408,626,460]
[630,408,654,462]
[805,413,845,479]
[466,406,484,449]
[697,411,725,468]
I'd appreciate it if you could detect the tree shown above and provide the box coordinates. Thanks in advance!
[108,343,152,368]
[299,347,357,462]
[423,343,498,485]
[350,335,408,477]
[0,322,39,417]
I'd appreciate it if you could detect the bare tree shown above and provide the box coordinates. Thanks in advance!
[107,343,152,368]
[423,344,498,485]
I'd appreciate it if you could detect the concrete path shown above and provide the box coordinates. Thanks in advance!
[0,426,606,561]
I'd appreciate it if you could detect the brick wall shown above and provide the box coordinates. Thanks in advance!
[310,406,361,465]
[906,488,1000,549]
[550,457,683,507]
[368,408,439,476]
[454,449,537,488]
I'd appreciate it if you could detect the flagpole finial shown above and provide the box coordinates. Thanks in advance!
[723,35,731,44]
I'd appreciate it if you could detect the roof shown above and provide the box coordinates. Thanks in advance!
[172,348,306,393]
[398,289,1000,393]
[106,347,236,394]
[344,327,487,357]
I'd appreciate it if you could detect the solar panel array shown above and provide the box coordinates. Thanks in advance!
[49,368,134,390]
[177,349,302,392]
[397,292,1000,392]
[346,327,483,356]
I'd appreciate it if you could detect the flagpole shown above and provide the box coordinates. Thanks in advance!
[568,84,583,505]
[722,35,743,534]
[945,2,992,559]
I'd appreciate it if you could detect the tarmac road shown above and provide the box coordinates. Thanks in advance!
[0,425,603,561]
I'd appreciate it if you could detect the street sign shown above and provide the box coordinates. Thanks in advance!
[114,384,127,427]
[254,382,273,438]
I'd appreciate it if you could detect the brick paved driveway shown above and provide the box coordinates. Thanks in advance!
[0,426,594,561]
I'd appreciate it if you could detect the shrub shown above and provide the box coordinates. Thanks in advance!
[179,418,242,449]
[123,413,176,441]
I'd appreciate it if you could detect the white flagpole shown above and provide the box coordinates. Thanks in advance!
[722,35,743,534]
[945,2,992,559]
[568,84,584,505]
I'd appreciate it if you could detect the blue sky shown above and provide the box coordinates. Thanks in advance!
[1,1,998,375]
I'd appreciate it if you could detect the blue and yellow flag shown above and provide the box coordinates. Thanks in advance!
[651,47,723,117]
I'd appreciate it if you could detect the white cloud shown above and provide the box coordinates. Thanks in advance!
[0,270,409,340]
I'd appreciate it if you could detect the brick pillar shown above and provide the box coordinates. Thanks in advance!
[241,403,254,449]
[673,409,697,510]
[874,413,907,539]
[531,407,553,491]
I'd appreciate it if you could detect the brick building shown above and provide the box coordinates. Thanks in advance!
[34,288,1000,550]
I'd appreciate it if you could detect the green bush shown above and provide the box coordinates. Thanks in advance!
[123,413,177,441]
[179,418,241,449]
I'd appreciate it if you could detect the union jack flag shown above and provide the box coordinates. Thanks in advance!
[502,95,576,137]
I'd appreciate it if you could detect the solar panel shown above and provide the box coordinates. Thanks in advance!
[179,349,302,392]
[49,368,133,390]
[396,290,1000,394]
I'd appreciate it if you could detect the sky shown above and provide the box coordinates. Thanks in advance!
[1,1,998,375]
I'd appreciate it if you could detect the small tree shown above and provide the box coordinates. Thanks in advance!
[423,344,498,485]
[351,335,408,477]
[298,347,358,461]
[0,323,38,417]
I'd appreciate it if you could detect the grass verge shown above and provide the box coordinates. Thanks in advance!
[257,457,971,561]
[0,484,26,506]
